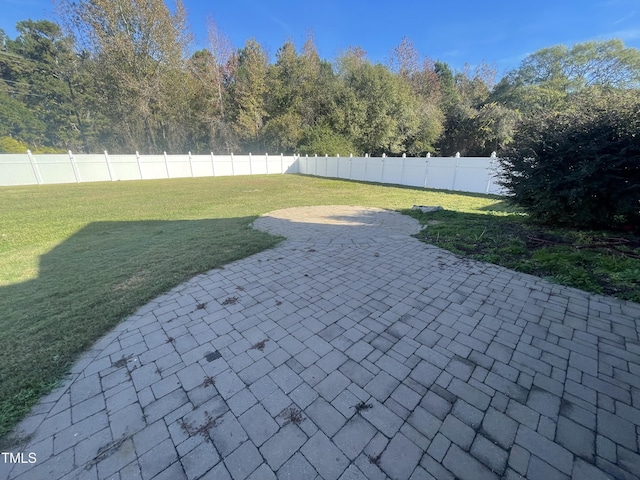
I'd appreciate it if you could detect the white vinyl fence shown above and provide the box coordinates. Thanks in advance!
[0,151,299,186]
[0,151,505,195]
[298,154,506,195]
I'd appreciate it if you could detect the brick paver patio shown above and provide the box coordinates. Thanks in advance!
[3,206,640,480]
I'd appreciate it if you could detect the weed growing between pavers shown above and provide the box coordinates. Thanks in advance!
[250,339,269,352]
[180,411,218,440]
[368,452,382,466]
[84,434,129,471]
[111,355,132,369]
[279,407,306,426]
[201,376,216,388]
[222,296,239,305]
[353,401,373,414]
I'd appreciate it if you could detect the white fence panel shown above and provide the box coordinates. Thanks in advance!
[402,158,429,187]
[171,155,190,178]
[211,155,234,176]
[297,156,308,174]
[364,158,384,183]
[139,155,168,179]
[108,155,142,180]
[453,157,491,193]
[190,155,213,177]
[265,155,279,174]
[308,156,319,176]
[34,154,77,184]
[380,158,404,185]
[74,154,111,182]
[325,156,339,178]
[337,158,351,179]
[425,157,457,190]
[248,155,268,175]
[349,157,368,181]
[0,155,37,185]
[315,157,328,177]
[231,155,252,176]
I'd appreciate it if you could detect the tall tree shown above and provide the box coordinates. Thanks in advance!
[186,19,236,153]
[435,61,514,156]
[59,0,192,152]
[340,54,431,155]
[387,38,444,154]
[0,20,87,150]
[263,34,327,153]
[492,39,640,114]
[227,38,268,151]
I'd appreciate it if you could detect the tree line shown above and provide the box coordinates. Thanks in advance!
[1,0,639,157]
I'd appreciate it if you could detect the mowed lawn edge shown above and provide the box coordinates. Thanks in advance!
[0,174,502,442]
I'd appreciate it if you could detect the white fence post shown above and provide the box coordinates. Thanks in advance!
[231,152,235,175]
[163,151,170,178]
[423,155,430,188]
[364,155,368,180]
[265,153,269,174]
[68,150,81,182]
[104,150,115,181]
[452,153,460,190]
[210,152,216,177]
[188,151,194,177]
[26,150,42,184]
[248,152,253,175]
[380,156,385,183]
[135,151,143,179]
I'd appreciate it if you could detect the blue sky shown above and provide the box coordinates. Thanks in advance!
[1,0,639,76]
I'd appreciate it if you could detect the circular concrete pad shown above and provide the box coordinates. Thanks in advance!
[253,205,422,245]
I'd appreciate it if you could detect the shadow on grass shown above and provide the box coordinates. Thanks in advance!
[477,199,525,214]
[0,217,281,443]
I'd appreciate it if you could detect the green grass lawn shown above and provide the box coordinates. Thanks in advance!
[1,173,638,443]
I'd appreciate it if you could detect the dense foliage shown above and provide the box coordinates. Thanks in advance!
[0,0,639,174]
[0,1,511,155]
[499,88,640,229]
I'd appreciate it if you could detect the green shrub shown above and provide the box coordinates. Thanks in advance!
[498,88,640,229]
[0,137,28,153]
[0,137,67,154]
[297,126,358,157]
